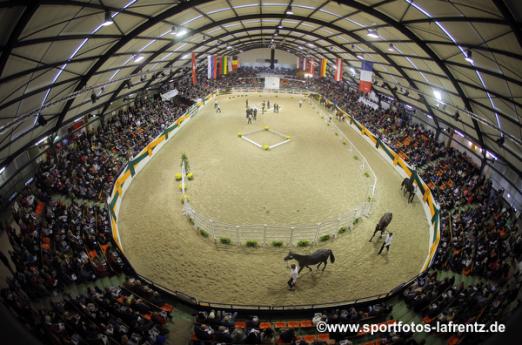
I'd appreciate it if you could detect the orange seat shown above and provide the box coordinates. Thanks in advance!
[88,250,97,258]
[288,321,300,328]
[300,320,313,328]
[448,335,461,345]
[274,321,287,329]
[161,304,174,313]
[100,243,110,253]
[234,321,246,329]
[303,335,316,343]
[35,201,45,216]
[317,333,330,341]
[259,322,272,329]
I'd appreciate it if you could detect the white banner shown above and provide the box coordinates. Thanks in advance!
[160,89,179,101]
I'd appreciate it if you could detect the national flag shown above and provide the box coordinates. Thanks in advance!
[320,58,327,78]
[334,58,342,81]
[213,55,217,79]
[231,56,239,72]
[191,52,197,85]
[307,58,315,75]
[207,55,214,79]
[222,56,228,75]
[359,61,373,93]
[217,55,221,78]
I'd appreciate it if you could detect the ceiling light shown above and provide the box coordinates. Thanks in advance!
[102,11,114,26]
[134,55,145,63]
[357,55,364,60]
[278,25,284,29]
[367,28,379,38]
[464,49,473,63]
[388,43,395,52]
[0,166,5,175]
[176,28,188,37]
[286,5,293,15]
[227,45,232,49]
[496,136,505,146]
[433,89,442,101]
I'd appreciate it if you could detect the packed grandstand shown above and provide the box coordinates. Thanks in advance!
[0,66,520,345]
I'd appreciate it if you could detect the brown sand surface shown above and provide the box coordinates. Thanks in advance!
[118,92,429,306]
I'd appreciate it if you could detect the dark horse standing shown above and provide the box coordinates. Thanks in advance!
[401,177,416,203]
[284,249,335,273]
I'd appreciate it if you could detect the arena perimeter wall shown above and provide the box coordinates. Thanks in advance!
[106,89,440,309]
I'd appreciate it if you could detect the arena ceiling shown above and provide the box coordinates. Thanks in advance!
[0,0,521,175]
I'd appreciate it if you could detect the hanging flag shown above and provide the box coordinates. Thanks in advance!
[359,61,373,93]
[302,57,307,71]
[320,58,327,78]
[222,56,228,75]
[216,55,221,78]
[334,58,342,81]
[213,55,217,79]
[308,58,315,75]
[207,55,214,79]
[231,56,239,72]
[191,52,197,85]
[227,56,232,73]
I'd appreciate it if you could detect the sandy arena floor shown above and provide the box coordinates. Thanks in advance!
[117,92,429,306]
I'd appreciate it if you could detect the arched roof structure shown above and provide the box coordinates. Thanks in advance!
[0,0,521,176]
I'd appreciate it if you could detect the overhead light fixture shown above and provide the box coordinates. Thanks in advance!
[90,92,97,104]
[278,25,284,29]
[102,11,114,26]
[176,27,188,37]
[454,111,459,120]
[134,55,144,63]
[227,45,232,49]
[464,49,473,63]
[496,135,505,146]
[0,166,5,175]
[388,43,395,52]
[433,89,442,101]
[171,25,187,37]
[367,28,379,38]
[286,5,293,15]
[357,55,364,60]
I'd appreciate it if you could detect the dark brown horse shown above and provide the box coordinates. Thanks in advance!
[369,212,393,242]
[284,249,335,273]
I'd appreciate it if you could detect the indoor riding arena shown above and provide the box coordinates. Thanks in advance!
[117,92,429,306]
[0,2,521,345]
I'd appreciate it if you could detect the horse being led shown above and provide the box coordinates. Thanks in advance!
[401,177,415,203]
[284,249,335,273]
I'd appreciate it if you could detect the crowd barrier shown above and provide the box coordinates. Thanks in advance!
[106,87,440,310]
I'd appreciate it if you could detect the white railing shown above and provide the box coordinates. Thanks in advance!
[180,91,377,247]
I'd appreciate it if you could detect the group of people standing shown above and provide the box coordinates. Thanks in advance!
[245,107,257,124]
